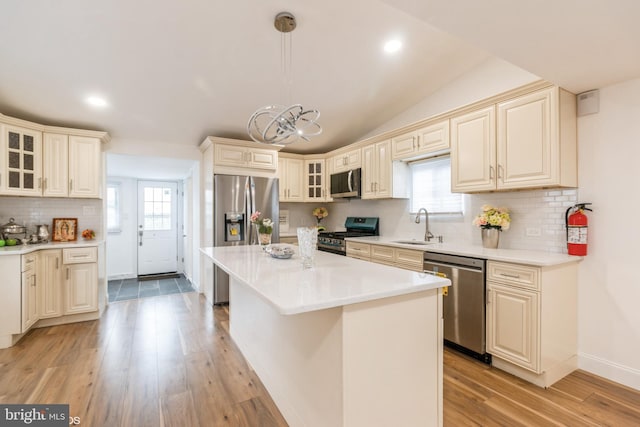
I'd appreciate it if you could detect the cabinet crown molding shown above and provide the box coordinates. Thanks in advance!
[0,113,110,143]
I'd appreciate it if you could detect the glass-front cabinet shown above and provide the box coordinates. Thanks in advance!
[1,124,42,196]
[304,158,331,202]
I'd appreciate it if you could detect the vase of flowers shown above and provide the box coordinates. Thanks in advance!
[250,211,273,251]
[473,205,511,249]
[312,207,328,231]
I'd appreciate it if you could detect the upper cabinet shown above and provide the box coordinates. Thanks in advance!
[330,147,361,173]
[450,106,496,192]
[304,158,331,202]
[278,155,304,202]
[0,124,42,196]
[392,120,450,161]
[451,86,577,193]
[214,143,278,171]
[362,140,409,200]
[0,114,108,199]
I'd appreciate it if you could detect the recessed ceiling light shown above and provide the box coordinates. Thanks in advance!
[86,96,108,108]
[383,39,402,54]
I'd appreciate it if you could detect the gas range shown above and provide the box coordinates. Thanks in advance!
[317,217,379,256]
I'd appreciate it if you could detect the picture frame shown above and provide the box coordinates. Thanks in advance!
[52,218,78,242]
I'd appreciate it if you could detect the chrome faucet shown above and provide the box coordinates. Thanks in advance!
[415,208,435,242]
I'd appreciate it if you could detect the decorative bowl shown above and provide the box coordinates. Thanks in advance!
[266,244,295,259]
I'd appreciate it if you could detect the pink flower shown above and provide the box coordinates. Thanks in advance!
[250,211,261,223]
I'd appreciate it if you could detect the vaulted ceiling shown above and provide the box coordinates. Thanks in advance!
[1,0,638,161]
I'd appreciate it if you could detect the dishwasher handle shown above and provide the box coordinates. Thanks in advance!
[424,260,484,274]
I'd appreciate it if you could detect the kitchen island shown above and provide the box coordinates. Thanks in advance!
[201,245,450,427]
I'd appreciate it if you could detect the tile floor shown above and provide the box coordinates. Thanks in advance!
[107,274,195,302]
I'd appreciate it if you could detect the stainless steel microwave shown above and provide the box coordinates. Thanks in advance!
[330,168,361,199]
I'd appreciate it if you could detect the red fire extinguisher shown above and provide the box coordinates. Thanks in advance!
[565,203,592,256]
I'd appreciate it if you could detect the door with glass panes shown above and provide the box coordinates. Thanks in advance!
[137,181,178,275]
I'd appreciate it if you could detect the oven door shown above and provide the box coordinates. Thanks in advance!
[317,238,345,255]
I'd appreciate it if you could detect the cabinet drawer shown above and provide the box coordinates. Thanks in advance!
[394,248,423,268]
[21,253,37,272]
[371,245,394,263]
[487,261,540,291]
[346,241,370,258]
[63,247,97,264]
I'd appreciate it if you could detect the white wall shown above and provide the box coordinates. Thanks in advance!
[575,77,640,390]
[105,177,138,279]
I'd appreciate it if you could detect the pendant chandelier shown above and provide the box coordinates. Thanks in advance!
[247,12,322,145]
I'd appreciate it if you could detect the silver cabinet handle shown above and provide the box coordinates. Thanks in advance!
[69,179,73,192]
[56,258,59,269]
[32,274,37,287]
[489,166,495,180]
[500,273,521,279]
[498,164,503,179]
[66,268,69,280]
[38,177,42,189]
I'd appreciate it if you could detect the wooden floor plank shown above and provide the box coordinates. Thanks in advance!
[0,292,638,427]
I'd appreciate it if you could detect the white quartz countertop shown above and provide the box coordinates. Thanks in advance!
[346,236,581,267]
[0,240,102,256]
[201,245,449,315]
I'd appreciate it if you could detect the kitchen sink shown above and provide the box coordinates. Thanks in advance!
[391,240,435,246]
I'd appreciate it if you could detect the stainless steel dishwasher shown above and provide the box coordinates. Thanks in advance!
[423,252,491,363]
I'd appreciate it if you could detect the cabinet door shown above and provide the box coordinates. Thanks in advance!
[1,124,42,196]
[64,263,98,314]
[391,131,417,160]
[279,158,304,202]
[361,145,376,199]
[247,147,278,170]
[42,133,69,197]
[214,144,247,167]
[451,106,496,192]
[375,140,392,198]
[304,159,327,202]
[39,250,63,319]
[497,87,557,189]
[21,255,39,332]
[416,120,449,155]
[69,136,101,198]
[345,148,362,169]
[487,283,539,372]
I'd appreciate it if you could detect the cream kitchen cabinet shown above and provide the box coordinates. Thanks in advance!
[304,158,331,202]
[42,134,102,198]
[450,106,496,192]
[346,241,423,272]
[68,136,102,198]
[486,260,578,387]
[330,147,361,173]
[278,156,304,202]
[451,86,577,193]
[214,143,278,171]
[362,140,409,200]
[39,249,63,319]
[391,120,450,161]
[63,247,98,314]
[0,123,42,196]
[21,253,39,332]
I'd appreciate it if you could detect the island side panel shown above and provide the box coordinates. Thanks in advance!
[342,288,443,427]
[0,255,22,348]
[229,277,345,427]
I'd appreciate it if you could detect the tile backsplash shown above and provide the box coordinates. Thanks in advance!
[0,197,103,239]
[281,188,579,253]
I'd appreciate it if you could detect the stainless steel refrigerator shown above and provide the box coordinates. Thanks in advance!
[212,174,279,304]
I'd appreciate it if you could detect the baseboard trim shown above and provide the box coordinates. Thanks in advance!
[107,273,136,281]
[579,352,640,391]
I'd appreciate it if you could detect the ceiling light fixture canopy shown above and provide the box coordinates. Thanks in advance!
[247,12,322,145]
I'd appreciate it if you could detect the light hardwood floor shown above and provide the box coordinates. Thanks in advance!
[0,292,638,426]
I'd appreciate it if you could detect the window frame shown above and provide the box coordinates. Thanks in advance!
[409,155,464,216]
[106,182,122,234]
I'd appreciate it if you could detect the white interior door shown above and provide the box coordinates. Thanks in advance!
[137,180,178,275]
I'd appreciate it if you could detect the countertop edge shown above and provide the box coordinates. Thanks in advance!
[0,240,103,256]
[345,236,582,267]
[200,247,449,315]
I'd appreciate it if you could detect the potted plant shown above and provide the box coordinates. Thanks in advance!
[473,205,511,249]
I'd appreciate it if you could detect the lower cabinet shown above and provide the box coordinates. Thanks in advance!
[39,249,63,319]
[63,247,98,314]
[486,260,578,387]
[346,242,423,272]
[21,253,38,332]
